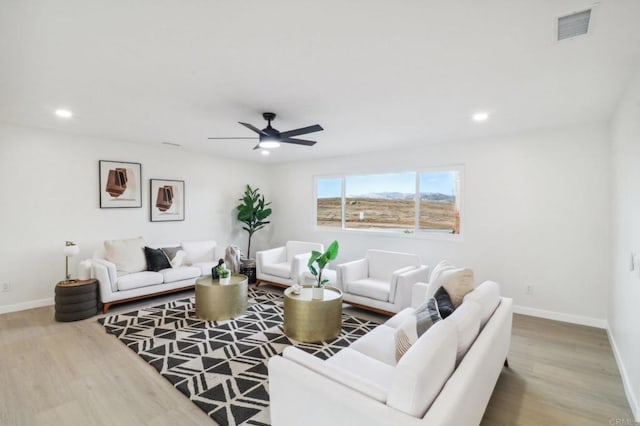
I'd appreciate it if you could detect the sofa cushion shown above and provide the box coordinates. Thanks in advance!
[160,266,201,283]
[350,324,397,366]
[327,347,395,392]
[445,300,481,364]
[394,296,444,361]
[181,240,216,264]
[463,280,501,328]
[348,278,390,302]
[367,250,420,282]
[117,271,164,291]
[144,247,172,272]
[387,320,457,417]
[262,261,291,279]
[104,236,146,275]
[439,267,474,308]
[191,261,214,276]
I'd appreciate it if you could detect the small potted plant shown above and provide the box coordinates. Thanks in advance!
[217,263,231,284]
[307,240,339,299]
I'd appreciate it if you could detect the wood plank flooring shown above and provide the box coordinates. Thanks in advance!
[0,289,634,425]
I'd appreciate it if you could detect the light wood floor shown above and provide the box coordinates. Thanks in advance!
[0,288,633,425]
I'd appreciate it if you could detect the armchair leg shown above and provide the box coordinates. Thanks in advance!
[504,358,509,368]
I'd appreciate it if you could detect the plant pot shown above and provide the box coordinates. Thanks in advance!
[312,287,324,300]
[219,276,230,285]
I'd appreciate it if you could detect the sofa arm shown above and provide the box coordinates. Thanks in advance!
[256,246,286,275]
[291,252,313,285]
[280,347,387,402]
[91,258,117,290]
[388,265,429,306]
[411,282,430,308]
[91,259,117,302]
[336,258,368,292]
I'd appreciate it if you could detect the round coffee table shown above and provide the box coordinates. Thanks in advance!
[283,286,342,342]
[195,273,248,321]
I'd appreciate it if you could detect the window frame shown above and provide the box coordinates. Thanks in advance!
[312,165,464,241]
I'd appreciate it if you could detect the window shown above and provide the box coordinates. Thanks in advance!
[315,166,463,237]
[418,171,460,234]
[345,172,415,231]
[316,178,343,228]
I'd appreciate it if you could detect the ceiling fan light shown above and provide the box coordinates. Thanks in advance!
[258,140,281,149]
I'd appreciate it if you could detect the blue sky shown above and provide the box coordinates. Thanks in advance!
[317,172,457,198]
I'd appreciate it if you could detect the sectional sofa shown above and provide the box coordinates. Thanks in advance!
[268,280,512,426]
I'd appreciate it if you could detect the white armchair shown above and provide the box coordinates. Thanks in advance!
[256,241,325,287]
[336,249,429,314]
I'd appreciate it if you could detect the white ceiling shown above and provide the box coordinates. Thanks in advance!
[1,0,639,163]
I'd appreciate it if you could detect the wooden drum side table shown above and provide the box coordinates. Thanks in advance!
[195,274,248,321]
[283,286,343,342]
[54,279,100,322]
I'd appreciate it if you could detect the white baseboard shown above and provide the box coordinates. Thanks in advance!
[513,305,607,329]
[0,297,54,315]
[607,326,640,422]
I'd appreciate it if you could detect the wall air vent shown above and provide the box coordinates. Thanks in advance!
[557,9,591,41]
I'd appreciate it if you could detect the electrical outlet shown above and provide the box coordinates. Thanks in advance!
[1,282,9,292]
[525,284,533,296]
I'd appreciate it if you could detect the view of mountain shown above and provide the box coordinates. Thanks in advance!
[348,192,455,203]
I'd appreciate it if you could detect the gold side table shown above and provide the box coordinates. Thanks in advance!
[283,286,343,342]
[195,273,248,321]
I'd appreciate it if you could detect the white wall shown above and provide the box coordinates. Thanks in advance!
[0,124,270,313]
[610,68,640,421]
[267,123,610,326]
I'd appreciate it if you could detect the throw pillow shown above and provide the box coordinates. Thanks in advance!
[171,250,186,268]
[439,267,474,308]
[161,246,181,261]
[433,286,455,319]
[394,297,443,361]
[425,260,455,300]
[144,247,172,272]
[104,236,146,275]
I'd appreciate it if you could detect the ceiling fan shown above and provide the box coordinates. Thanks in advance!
[208,112,323,149]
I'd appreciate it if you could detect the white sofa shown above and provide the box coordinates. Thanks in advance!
[92,239,225,313]
[336,249,430,314]
[268,281,513,426]
[256,241,324,287]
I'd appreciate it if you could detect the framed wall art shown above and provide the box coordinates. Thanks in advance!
[150,179,185,222]
[99,160,142,208]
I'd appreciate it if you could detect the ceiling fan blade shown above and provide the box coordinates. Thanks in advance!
[239,122,268,135]
[281,137,317,146]
[208,137,257,139]
[252,144,262,150]
[280,124,323,138]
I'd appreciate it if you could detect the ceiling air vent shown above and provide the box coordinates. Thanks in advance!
[557,9,591,41]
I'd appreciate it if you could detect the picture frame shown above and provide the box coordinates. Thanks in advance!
[99,160,142,208]
[150,179,185,222]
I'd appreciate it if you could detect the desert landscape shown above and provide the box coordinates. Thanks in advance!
[317,197,457,232]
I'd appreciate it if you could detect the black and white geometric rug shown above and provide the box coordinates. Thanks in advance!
[98,288,379,426]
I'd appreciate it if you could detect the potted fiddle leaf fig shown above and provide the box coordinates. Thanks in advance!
[236,185,272,260]
[307,240,339,299]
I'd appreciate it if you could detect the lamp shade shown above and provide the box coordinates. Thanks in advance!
[64,242,79,257]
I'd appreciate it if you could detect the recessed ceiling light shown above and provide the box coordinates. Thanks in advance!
[472,112,489,122]
[261,150,270,156]
[55,109,73,118]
